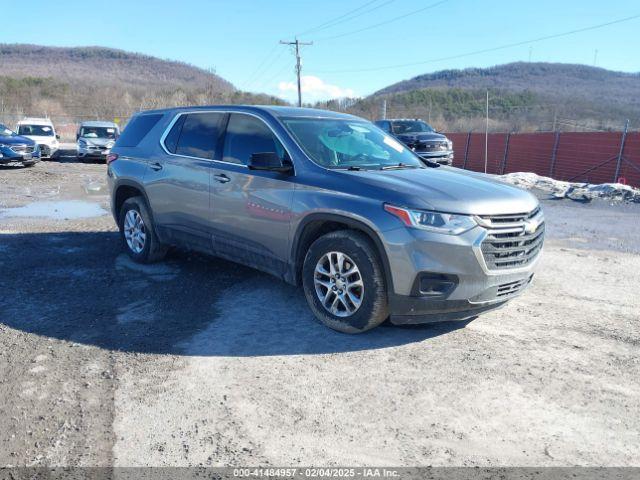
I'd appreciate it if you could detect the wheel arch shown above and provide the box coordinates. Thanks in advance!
[288,213,394,294]
[112,180,153,225]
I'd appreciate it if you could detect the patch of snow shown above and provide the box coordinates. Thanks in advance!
[496,172,640,203]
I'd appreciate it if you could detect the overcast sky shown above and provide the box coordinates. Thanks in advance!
[2,0,638,101]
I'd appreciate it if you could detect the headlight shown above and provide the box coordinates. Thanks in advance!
[106,141,115,148]
[446,139,453,149]
[78,139,87,147]
[384,204,477,235]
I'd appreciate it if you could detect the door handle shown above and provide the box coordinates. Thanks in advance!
[149,162,163,171]
[214,173,231,183]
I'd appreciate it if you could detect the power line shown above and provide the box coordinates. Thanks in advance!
[251,53,291,90]
[315,13,640,73]
[314,0,450,42]
[240,43,281,89]
[295,0,392,37]
[245,48,288,90]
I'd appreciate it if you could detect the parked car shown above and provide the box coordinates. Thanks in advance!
[76,121,120,163]
[108,106,544,333]
[0,123,41,167]
[375,118,454,165]
[16,118,60,158]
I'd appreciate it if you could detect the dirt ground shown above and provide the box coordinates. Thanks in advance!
[0,155,639,467]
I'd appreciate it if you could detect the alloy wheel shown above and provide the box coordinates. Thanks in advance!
[123,209,146,254]
[314,251,364,317]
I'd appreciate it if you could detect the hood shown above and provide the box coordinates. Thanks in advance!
[22,134,56,142]
[79,137,115,147]
[395,132,448,143]
[341,166,538,215]
[0,134,36,146]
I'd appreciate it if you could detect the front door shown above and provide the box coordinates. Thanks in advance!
[210,113,295,277]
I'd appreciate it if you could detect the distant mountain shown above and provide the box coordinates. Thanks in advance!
[0,44,284,127]
[0,44,234,92]
[376,62,640,100]
[320,63,640,132]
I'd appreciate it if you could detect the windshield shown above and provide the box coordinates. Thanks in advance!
[281,118,423,170]
[18,124,54,136]
[80,126,117,139]
[391,120,434,134]
[0,124,15,136]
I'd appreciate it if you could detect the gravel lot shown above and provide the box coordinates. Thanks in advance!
[1,156,639,467]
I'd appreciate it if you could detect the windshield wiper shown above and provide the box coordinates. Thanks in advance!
[380,163,420,170]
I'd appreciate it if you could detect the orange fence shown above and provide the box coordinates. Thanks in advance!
[446,131,640,187]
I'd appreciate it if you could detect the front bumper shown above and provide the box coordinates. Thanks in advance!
[78,145,111,160]
[388,273,533,324]
[38,144,58,157]
[416,151,453,165]
[382,223,541,324]
[0,148,41,165]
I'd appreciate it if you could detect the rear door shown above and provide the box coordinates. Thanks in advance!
[209,112,295,277]
[144,111,224,251]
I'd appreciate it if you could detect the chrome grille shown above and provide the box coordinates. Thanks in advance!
[415,140,447,152]
[478,207,544,270]
[10,144,35,154]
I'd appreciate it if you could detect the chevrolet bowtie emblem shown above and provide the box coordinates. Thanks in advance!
[523,219,539,234]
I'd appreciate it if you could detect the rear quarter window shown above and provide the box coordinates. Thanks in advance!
[117,114,163,147]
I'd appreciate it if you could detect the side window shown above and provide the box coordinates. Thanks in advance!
[175,112,224,159]
[118,114,163,147]
[222,113,283,165]
[163,114,186,154]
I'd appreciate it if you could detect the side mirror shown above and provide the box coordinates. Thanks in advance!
[56,134,61,140]
[248,152,292,173]
[76,133,80,141]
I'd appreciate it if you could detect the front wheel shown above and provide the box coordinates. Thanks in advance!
[302,230,389,333]
[119,196,167,263]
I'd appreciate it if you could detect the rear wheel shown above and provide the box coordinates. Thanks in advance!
[302,230,388,333]
[119,196,167,263]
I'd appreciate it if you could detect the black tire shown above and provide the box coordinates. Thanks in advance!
[118,196,167,263]
[302,230,389,333]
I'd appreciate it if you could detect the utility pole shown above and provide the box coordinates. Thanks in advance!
[381,99,387,120]
[484,90,489,174]
[593,49,599,66]
[280,38,313,107]
[614,119,629,182]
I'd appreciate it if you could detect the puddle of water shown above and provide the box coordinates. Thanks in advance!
[0,200,108,220]
[82,179,106,195]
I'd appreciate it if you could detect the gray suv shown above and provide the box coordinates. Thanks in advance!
[107,106,544,333]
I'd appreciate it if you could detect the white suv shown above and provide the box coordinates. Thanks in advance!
[16,118,60,158]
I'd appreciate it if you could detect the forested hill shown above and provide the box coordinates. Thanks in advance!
[318,63,640,132]
[0,44,284,124]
